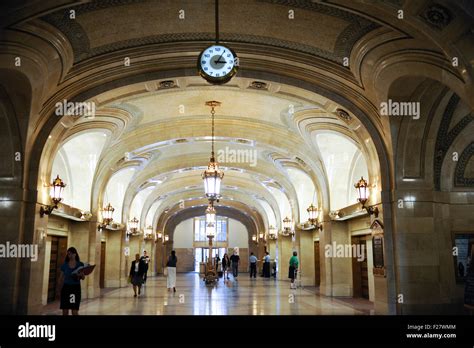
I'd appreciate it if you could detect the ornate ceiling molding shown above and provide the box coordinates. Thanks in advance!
[454,142,474,187]
[41,0,379,64]
[434,93,473,190]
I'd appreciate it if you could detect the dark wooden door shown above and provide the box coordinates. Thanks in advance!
[48,236,67,302]
[100,242,106,288]
[314,241,320,286]
[352,236,369,299]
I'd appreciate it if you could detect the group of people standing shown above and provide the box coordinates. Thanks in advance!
[248,251,272,278]
[219,250,274,280]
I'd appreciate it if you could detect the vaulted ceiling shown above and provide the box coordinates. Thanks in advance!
[49,76,370,232]
[2,0,472,234]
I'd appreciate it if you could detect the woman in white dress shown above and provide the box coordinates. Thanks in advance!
[166,250,178,292]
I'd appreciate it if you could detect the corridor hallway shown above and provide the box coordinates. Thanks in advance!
[41,274,373,315]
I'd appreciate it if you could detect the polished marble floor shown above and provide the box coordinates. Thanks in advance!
[42,273,374,315]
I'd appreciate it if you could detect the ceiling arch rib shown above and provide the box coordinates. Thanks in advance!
[149,186,277,234]
[51,130,108,212]
[158,197,264,234]
[92,123,320,218]
[163,205,260,245]
[72,78,380,220]
[43,76,385,232]
[126,173,286,229]
[144,199,161,228]
[119,152,300,227]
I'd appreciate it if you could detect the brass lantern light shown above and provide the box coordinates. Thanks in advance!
[307,203,318,224]
[127,217,139,237]
[40,175,66,217]
[354,177,369,206]
[144,225,154,240]
[307,203,323,231]
[205,201,217,239]
[164,234,169,244]
[282,216,294,236]
[268,225,278,240]
[252,234,258,244]
[204,204,217,284]
[202,101,224,201]
[354,176,379,217]
[98,203,115,231]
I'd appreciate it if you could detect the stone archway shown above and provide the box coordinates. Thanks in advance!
[23,64,396,315]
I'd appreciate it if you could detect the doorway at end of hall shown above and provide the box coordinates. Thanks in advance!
[194,247,226,272]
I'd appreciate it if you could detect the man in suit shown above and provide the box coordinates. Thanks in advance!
[140,250,150,283]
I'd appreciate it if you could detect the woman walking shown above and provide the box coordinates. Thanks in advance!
[288,251,299,289]
[59,247,85,315]
[129,253,145,297]
[166,250,178,292]
[222,253,230,280]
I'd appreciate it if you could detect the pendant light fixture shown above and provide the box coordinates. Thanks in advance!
[205,201,217,238]
[202,101,224,201]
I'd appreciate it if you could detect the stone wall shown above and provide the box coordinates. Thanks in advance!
[173,248,194,272]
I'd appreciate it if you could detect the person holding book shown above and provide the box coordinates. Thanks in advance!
[130,253,146,297]
[59,247,85,315]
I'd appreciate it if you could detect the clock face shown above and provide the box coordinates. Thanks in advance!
[198,44,238,84]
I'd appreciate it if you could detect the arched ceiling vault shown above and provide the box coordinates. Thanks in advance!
[150,188,277,234]
[163,204,260,243]
[158,199,264,235]
[42,76,380,229]
[121,153,298,222]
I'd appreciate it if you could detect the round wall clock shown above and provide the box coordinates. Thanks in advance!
[197,44,238,84]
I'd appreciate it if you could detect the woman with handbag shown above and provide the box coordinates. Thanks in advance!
[166,250,178,292]
[129,253,145,297]
[288,251,299,289]
[222,253,230,280]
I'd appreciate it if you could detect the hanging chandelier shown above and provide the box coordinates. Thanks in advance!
[205,201,216,238]
[202,101,224,201]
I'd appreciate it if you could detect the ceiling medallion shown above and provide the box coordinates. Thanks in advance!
[420,4,452,30]
[158,80,176,89]
[336,108,352,122]
[249,81,268,90]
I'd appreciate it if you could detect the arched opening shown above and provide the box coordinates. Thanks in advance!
[3,0,472,318]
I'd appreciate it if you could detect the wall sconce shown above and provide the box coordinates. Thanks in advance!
[144,225,154,240]
[98,203,114,231]
[156,231,163,241]
[282,216,294,236]
[126,217,140,237]
[163,234,169,244]
[252,234,258,244]
[259,232,264,240]
[268,225,277,240]
[307,203,323,231]
[354,177,379,217]
[40,175,66,217]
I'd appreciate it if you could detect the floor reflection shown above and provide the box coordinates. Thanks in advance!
[41,273,373,315]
